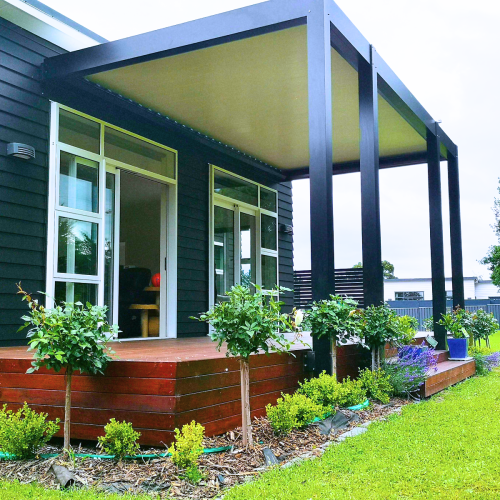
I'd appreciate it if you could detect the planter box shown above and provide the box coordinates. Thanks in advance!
[447,337,468,360]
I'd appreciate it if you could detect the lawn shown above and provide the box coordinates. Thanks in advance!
[0,482,151,499]
[488,330,500,351]
[225,370,500,500]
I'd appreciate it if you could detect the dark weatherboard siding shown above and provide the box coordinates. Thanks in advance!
[0,18,64,346]
[0,17,294,344]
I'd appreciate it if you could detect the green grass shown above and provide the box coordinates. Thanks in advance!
[0,482,151,499]
[225,371,500,500]
[488,330,500,351]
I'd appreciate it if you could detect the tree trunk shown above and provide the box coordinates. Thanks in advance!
[240,358,253,447]
[64,366,73,453]
[331,341,337,381]
[371,347,376,371]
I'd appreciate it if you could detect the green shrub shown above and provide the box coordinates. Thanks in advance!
[297,372,367,409]
[358,368,392,404]
[97,419,140,459]
[469,345,492,356]
[0,403,60,459]
[168,421,205,469]
[336,377,368,407]
[297,371,340,408]
[266,393,324,435]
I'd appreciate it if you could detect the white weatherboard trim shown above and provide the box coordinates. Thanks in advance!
[46,102,178,339]
[0,0,101,51]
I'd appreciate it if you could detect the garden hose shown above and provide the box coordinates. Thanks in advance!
[0,445,232,461]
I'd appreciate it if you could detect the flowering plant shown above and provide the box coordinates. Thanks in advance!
[383,345,438,397]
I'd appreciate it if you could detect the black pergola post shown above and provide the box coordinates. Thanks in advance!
[427,128,447,349]
[448,152,465,309]
[359,47,384,307]
[307,2,335,375]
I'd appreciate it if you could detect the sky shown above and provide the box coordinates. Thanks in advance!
[41,0,500,279]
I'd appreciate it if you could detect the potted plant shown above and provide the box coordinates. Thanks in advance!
[438,308,472,360]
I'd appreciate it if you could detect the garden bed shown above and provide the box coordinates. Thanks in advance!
[0,399,409,499]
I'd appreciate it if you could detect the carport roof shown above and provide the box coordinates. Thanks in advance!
[41,0,457,178]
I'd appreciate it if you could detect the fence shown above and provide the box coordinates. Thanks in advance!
[293,268,364,309]
[389,304,500,331]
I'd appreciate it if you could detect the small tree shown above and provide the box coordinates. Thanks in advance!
[303,295,360,376]
[480,178,500,288]
[17,284,117,453]
[193,285,297,446]
[353,260,397,279]
[356,304,403,370]
[471,309,499,348]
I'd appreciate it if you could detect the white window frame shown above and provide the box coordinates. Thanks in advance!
[209,165,279,310]
[46,102,178,339]
[394,291,425,301]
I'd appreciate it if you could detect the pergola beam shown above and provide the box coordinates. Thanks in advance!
[43,0,311,81]
[359,47,384,308]
[307,1,335,376]
[427,127,447,349]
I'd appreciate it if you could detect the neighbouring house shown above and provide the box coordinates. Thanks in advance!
[384,277,500,302]
[0,0,466,444]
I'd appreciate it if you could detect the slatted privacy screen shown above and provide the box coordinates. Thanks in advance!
[293,268,364,309]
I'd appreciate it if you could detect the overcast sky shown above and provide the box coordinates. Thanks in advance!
[43,0,500,279]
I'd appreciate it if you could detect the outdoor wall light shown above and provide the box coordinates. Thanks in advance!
[7,142,35,160]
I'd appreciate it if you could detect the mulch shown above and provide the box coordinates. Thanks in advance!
[0,399,410,499]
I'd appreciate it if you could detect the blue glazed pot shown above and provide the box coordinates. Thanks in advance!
[447,337,468,359]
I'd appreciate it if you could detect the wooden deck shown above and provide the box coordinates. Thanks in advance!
[0,338,310,445]
[0,337,372,446]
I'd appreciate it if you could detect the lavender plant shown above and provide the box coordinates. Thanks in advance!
[383,345,438,397]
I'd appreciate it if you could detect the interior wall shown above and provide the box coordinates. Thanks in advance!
[120,171,162,278]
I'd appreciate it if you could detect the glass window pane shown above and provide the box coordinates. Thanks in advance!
[214,206,235,302]
[262,255,278,290]
[104,127,175,179]
[59,151,99,213]
[261,214,277,251]
[214,170,258,206]
[260,187,277,212]
[54,281,98,305]
[59,109,100,154]
[240,213,256,289]
[58,217,98,275]
[104,173,115,322]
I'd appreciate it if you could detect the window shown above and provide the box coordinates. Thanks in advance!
[446,290,453,299]
[47,104,178,338]
[211,167,278,304]
[395,291,424,301]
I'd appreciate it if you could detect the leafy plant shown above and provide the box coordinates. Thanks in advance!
[423,316,434,333]
[470,309,499,348]
[168,421,205,469]
[470,349,500,376]
[0,403,60,459]
[303,295,360,375]
[438,307,476,342]
[183,465,205,485]
[480,178,500,288]
[297,372,367,409]
[97,419,141,460]
[17,284,118,452]
[383,345,438,397]
[394,315,419,346]
[266,393,324,435]
[353,260,397,279]
[356,304,403,370]
[192,285,297,446]
[335,377,368,407]
[358,368,392,404]
[297,371,341,409]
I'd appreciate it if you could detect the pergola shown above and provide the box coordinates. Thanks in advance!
[41,0,463,373]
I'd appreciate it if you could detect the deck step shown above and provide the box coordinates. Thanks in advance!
[423,359,476,397]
